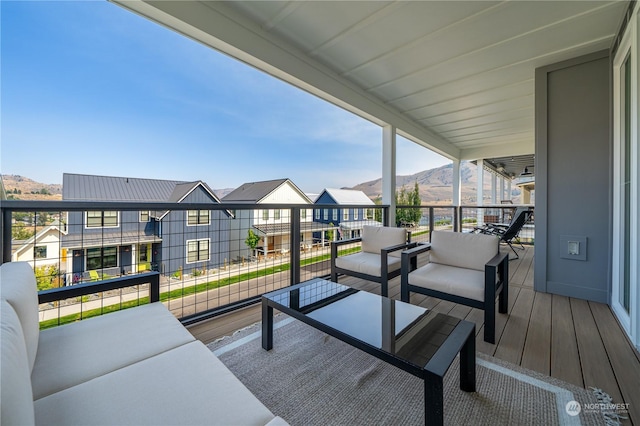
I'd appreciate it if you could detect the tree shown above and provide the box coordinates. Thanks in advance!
[245,229,261,255]
[12,223,35,240]
[35,265,62,291]
[326,222,335,242]
[395,182,421,227]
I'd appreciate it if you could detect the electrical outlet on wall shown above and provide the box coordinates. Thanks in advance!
[560,235,587,261]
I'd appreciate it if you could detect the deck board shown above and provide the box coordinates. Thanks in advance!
[571,298,624,406]
[520,291,551,375]
[550,295,584,388]
[187,246,639,425]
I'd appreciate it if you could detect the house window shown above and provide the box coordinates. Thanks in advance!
[343,209,349,221]
[86,246,117,270]
[187,239,210,263]
[323,209,328,220]
[187,210,210,226]
[86,211,118,228]
[262,209,270,221]
[34,246,47,259]
[366,209,374,220]
[301,209,307,220]
[315,209,320,220]
[354,209,359,220]
[140,211,150,222]
[332,209,338,221]
[274,209,281,220]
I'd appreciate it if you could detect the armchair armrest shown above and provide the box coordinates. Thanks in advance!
[401,242,432,260]
[381,241,418,255]
[486,250,509,268]
[38,272,161,304]
[330,236,363,259]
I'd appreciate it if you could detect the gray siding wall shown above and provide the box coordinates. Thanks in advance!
[159,188,229,276]
[535,50,611,303]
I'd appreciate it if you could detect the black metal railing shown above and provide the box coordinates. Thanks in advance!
[2,200,533,327]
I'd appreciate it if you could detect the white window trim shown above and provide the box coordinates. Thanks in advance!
[343,209,349,221]
[332,209,338,221]
[186,210,211,227]
[140,211,151,222]
[85,211,120,229]
[186,238,210,264]
[354,209,359,220]
[611,8,639,351]
[315,209,320,220]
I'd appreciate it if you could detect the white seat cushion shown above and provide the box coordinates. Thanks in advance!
[1,262,40,371]
[32,302,195,400]
[361,226,407,254]
[335,252,401,277]
[430,231,498,271]
[34,341,277,426]
[407,263,485,302]
[1,300,35,426]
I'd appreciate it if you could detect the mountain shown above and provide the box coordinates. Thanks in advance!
[349,162,496,204]
[1,175,62,200]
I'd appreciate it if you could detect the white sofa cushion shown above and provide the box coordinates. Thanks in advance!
[361,226,407,254]
[407,263,486,302]
[34,341,278,426]
[32,302,195,400]
[0,262,40,371]
[335,251,402,277]
[1,300,35,426]
[430,231,498,271]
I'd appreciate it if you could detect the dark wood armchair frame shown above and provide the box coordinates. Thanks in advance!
[331,236,417,298]
[400,243,509,344]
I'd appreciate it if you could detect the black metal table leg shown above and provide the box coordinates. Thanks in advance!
[262,299,273,350]
[460,325,476,392]
[424,371,444,426]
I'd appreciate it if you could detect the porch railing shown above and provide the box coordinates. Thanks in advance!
[1,200,533,328]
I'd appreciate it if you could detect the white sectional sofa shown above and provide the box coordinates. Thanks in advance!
[1,262,287,426]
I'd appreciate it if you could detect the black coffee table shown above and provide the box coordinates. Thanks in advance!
[262,278,476,426]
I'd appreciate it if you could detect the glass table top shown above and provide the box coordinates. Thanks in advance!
[263,279,461,368]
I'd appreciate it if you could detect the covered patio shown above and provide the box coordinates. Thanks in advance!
[113,0,639,355]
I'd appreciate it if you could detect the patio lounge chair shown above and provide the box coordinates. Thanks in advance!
[401,231,509,344]
[473,207,532,259]
[330,225,416,297]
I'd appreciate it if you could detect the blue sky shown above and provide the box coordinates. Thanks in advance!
[1,1,449,193]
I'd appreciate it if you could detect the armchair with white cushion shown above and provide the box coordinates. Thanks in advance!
[400,230,509,344]
[330,225,415,297]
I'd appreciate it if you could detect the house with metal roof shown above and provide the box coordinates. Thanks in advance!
[62,173,229,281]
[222,178,332,259]
[313,188,379,240]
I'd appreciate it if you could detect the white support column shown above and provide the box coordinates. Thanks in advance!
[382,125,397,227]
[452,159,461,206]
[491,173,497,204]
[477,159,484,226]
[499,178,505,203]
[507,179,512,202]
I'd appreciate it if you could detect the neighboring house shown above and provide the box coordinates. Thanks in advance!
[62,173,229,282]
[222,178,333,259]
[12,221,67,272]
[313,188,379,240]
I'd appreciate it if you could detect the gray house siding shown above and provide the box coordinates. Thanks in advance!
[159,187,229,277]
[64,210,158,278]
[535,50,611,303]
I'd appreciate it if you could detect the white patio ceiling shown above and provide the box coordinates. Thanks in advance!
[114,0,629,162]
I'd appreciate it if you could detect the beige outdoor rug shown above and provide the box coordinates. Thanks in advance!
[208,316,624,426]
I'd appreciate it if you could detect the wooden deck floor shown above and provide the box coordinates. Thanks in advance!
[188,246,640,425]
